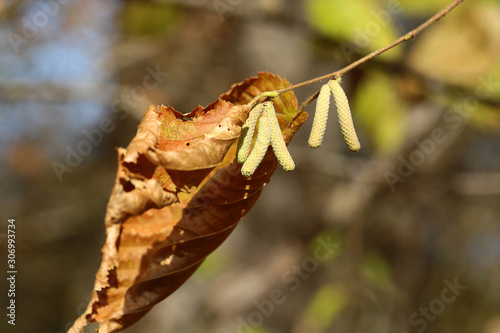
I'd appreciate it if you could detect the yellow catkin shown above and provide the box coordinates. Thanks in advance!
[308,83,331,149]
[329,78,361,152]
[264,101,295,171]
[241,116,271,177]
[237,103,265,163]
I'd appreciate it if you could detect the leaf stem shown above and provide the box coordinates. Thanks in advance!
[276,0,465,95]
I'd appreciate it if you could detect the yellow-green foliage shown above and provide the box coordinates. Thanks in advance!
[305,0,400,60]
[300,283,347,331]
[353,71,406,153]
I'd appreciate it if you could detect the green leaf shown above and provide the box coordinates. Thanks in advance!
[397,0,456,16]
[305,0,401,60]
[239,327,270,333]
[308,230,342,263]
[301,283,347,331]
[362,252,393,290]
[469,104,500,132]
[120,2,180,36]
[353,70,406,153]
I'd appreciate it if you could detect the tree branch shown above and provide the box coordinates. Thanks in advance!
[276,0,465,95]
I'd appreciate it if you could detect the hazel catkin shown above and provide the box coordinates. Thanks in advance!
[329,78,361,152]
[264,101,295,171]
[241,115,271,177]
[237,103,265,163]
[308,83,331,149]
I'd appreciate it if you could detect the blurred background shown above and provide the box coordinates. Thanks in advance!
[1,0,500,332]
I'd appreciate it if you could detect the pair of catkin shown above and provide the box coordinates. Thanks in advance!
[308,78,361,152]
[237,101,294,177]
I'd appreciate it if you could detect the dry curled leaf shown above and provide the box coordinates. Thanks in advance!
[69,72,308,333]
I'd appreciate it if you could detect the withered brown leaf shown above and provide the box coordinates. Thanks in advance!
[69,72,308,333]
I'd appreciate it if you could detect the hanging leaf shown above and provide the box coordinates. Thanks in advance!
[69,72,308,333]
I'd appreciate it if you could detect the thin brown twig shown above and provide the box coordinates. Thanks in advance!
[293,90,319,122]
[276,0,465,95]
